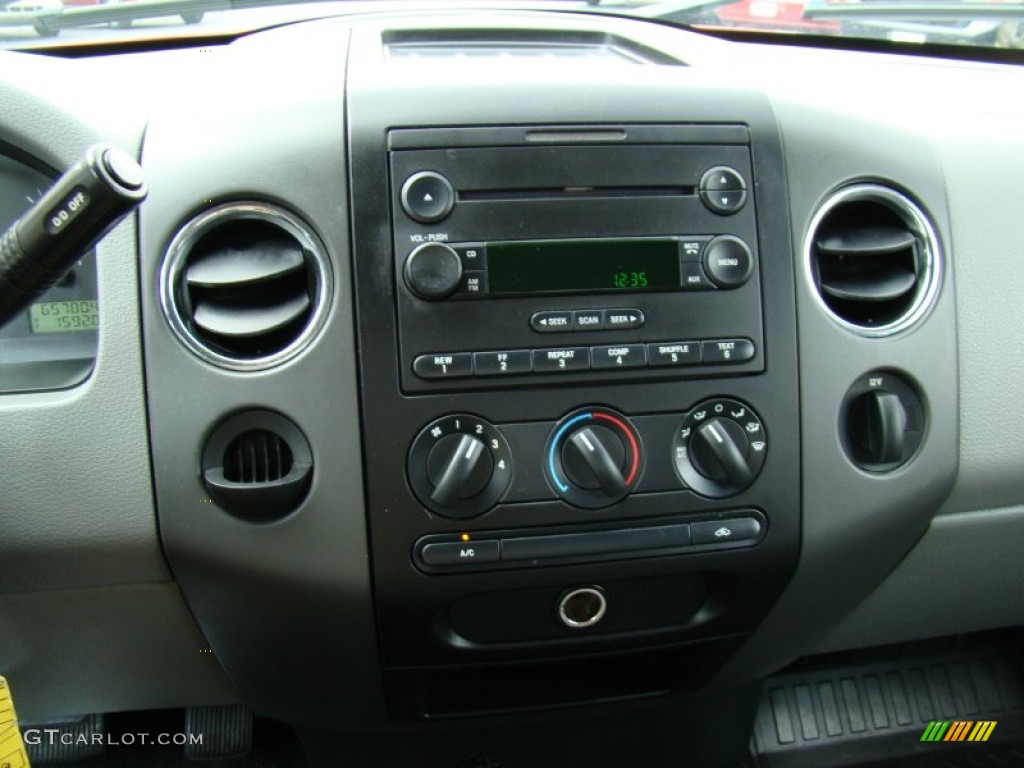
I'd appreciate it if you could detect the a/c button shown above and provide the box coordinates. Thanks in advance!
[421,540,500,566]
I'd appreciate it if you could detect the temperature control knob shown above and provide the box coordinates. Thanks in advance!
[673,398,766,498]
[408,415,512,518]
[546,407,643,509]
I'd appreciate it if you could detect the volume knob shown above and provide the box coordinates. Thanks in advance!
[404,243,462,301]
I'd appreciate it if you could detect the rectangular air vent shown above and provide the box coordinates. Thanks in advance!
[384,29,684,66]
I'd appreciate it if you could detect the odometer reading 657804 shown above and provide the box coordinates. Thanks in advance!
[29,300,99,334]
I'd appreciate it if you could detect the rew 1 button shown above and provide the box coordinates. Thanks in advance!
[400,171,455,224]
[413,353,473,379]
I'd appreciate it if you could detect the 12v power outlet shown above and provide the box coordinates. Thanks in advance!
[558,587,607,629]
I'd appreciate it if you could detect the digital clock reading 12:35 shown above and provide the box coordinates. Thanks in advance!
[29,300,99,334]
[613,272,648,289]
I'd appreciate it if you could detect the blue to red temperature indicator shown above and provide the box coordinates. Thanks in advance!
[546,407,643,509]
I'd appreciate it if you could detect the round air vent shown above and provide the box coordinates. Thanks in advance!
[805,185,941,337]
[160,203,332,369]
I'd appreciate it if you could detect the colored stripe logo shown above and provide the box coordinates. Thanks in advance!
[920,720,997,742]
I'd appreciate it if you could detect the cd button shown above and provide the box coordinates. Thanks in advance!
[648,342,701,367]
[530,311,573,332]
[702,339,755,364]
[573,310,604,331]
[603,309,644,330]
[591,344,647,370]
[401,171,455,223]
[474,350,532,376]
[681,263,715,290]
[454,243,484,268]
[533,347,590,373]
[413,352,473,379]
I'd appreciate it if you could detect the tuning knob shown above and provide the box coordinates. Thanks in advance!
[673,398,766,498]
[547,407,642,509]
[407,415,513,518]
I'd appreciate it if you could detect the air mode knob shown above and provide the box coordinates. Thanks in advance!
[546,407,643,509]
[673,398,766,498]
[407,415,513,518]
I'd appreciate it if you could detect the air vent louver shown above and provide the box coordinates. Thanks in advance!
[202,411,313,521]
[806,186,941,336]
[161,204,331,369]
[223,430,294,484]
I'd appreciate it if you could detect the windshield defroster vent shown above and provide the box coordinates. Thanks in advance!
[161,203,332,370]
[805,185,941,336]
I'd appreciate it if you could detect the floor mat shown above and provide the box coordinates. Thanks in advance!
[751,633,1024,768]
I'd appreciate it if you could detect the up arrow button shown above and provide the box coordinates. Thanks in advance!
[698,165,748,216]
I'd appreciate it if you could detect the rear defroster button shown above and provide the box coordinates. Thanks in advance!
[557,587,607,629]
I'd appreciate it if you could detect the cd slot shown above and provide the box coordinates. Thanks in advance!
[459,185,695,202]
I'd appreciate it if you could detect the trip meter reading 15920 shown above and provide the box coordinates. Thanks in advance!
[29,300,99,334]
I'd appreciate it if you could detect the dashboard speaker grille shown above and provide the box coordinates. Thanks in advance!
[805,185,941,337]
[161,203,332,370]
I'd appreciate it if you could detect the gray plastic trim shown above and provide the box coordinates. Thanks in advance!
[816,506,1024,652]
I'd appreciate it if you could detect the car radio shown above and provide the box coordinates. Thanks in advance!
[388,135,763,393]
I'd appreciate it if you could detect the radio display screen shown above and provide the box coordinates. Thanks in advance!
[486,239,680,296]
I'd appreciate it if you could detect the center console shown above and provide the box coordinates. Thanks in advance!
[348,50,800,720]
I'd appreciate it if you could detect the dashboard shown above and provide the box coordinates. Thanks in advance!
[1,7,1023,765]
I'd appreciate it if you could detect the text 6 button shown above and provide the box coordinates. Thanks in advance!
[703,339,755,364]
